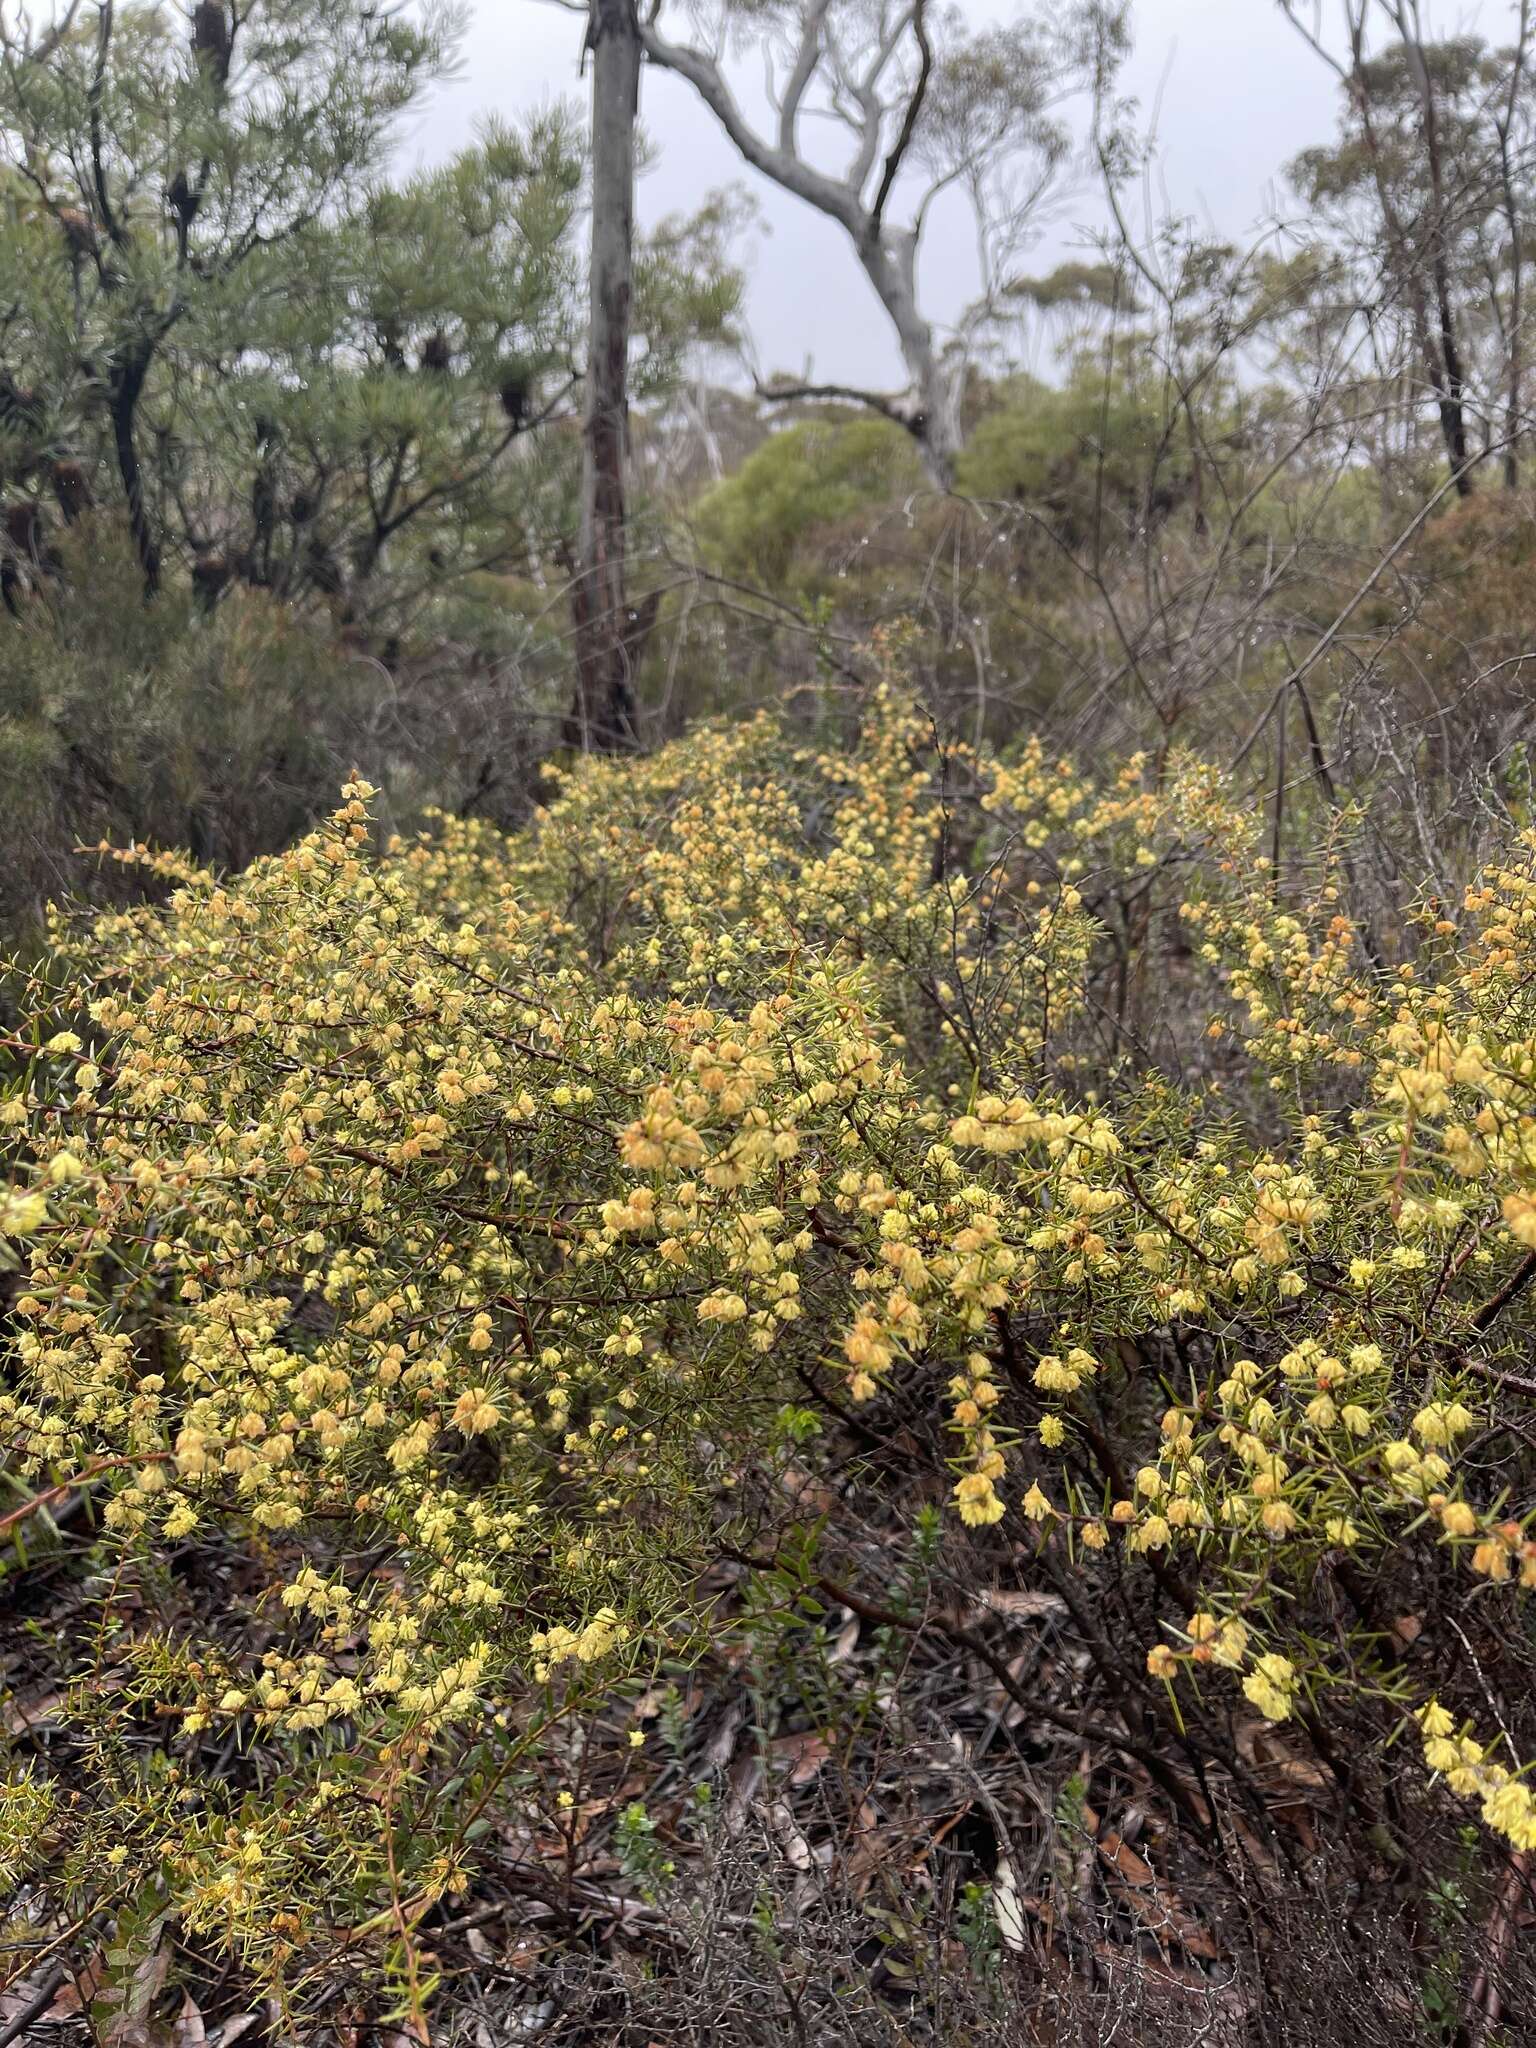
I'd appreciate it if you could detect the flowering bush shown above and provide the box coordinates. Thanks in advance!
[7,678,1536,2003]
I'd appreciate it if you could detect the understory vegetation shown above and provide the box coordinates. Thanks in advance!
[8,682,1536,2041]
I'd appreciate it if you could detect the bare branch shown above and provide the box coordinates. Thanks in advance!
[641,0,1073,485]
[871,0,932,230]
[837,6,914,199]
[1275,0,1354,86]
[640,19,861,230]
[0,0,82,64]
[88,0,126,251]
[754,373,921,435]
[776,0,830,154]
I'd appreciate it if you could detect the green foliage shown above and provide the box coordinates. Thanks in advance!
[0,1,741,632]
[631,189,748,398]
[0,0,451,571]
[692,415,923,584]
[1239,460,1384,551]
[955,362,1191,543]
[0,520,369,922]
[0,516,575,930]
[615,1799,675,1898]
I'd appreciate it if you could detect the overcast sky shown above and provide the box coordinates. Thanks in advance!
[395,1,1466,387]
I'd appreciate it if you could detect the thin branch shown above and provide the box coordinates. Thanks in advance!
[870,0,931,231]
[754,373,918,432]
[86,0,129,253]
[1229,433,1516,774]
[0,0,81,64]
[777,0,831,154]
[640,19,862,230]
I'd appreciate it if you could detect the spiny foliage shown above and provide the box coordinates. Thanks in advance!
[7,670,1536,1992]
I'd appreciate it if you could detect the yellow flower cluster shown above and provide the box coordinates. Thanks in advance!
[11,684,1536,1963]
[1417,1701,1536,1851]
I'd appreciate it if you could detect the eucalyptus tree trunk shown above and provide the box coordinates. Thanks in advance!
[857,223,961,487]
[639,0,965,493]
[568,0,643,751]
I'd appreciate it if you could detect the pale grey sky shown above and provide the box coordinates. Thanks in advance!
[396,1,1408,386]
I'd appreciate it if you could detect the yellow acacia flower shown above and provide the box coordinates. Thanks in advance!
[13,687,1536,1954]
[954,1473,1006,1527]
[0,1188,46,1236]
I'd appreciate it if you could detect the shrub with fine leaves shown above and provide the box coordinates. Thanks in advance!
[7,679,1536,2000]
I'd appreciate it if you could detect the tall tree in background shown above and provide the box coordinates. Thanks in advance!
[638,0,1121,487]
[0,18,739,640]
[564,0,743,749]
[0,0,450,591]
[212,118,587,620]
[1281,0,1536,491]
[570,0,644,749]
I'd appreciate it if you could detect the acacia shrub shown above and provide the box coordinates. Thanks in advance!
[4,683,1536,2001]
